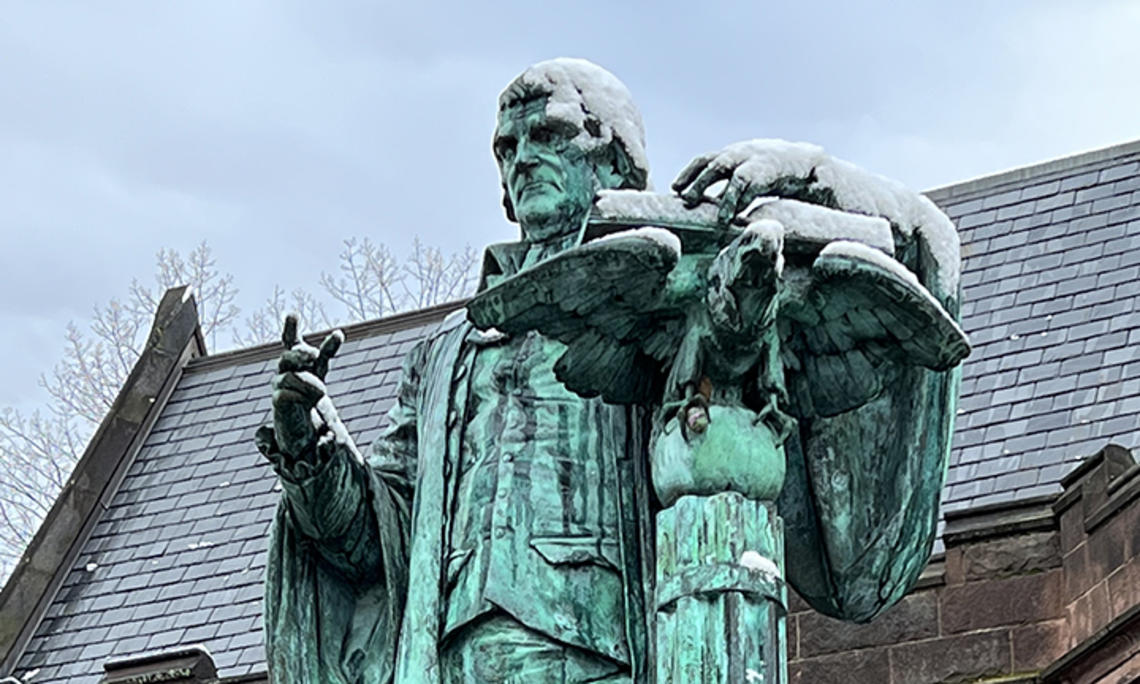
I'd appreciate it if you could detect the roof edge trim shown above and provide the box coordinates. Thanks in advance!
[0,286,205,675]
[925,137,1140,200]
[186,298,466,373]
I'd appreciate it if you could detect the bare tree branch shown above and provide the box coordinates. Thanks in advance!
[232,285,333,347]
[0,235,472,582]
[0,241,241,582]
[403,238,478,309]
[320,237,403,320]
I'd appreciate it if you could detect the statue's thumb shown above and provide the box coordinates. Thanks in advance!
[254,425,279,459]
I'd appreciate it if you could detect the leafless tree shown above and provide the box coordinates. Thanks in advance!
[0,242,239,580]
[318,237,403,321]
[402,238,479,310]
[0,236,477,581]
[232,285,333,348]
[318,236,477,323]
[0,410,81,574]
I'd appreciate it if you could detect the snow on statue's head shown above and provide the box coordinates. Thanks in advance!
[496,58,649,223]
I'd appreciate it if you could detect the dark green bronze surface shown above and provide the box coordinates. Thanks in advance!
[257,58,968,683]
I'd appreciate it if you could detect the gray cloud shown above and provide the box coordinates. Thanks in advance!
[1,0,1138,412]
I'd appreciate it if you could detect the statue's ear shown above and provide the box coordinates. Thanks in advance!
[594,140,642,191]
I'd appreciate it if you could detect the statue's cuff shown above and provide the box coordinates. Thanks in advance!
[273,434,341,485]
[276,437,365,540]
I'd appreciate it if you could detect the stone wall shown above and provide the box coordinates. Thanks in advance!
[788,444,1140,684]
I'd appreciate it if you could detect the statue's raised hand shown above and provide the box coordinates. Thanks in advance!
[262,314,345,460]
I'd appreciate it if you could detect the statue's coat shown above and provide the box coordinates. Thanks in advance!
[262,241,958,682]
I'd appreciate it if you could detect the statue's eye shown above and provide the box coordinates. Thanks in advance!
[530,126,555,145]
[494,136,517,160]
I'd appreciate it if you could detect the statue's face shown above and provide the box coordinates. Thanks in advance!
[494,97,598,241]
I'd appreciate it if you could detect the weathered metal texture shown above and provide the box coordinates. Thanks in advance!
[257,58,968,684]
[656,494,786,684]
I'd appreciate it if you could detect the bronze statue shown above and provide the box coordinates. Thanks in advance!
[256,58,968,684]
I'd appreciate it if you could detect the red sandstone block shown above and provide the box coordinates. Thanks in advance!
[1069,582,1112,646]
[940,570,1062,633]
[789,649,890,684]
[1013,618,1068,672]
[798,591,938,658]
[1087,513,1129,583]
[1060,504,1085,555]
[1064,543,1092,604]
[890,630,1011,684]
[1106,557,1140,621]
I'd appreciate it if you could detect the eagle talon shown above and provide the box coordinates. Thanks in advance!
[677,394,711,437]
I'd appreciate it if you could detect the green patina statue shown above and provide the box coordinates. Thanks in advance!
[256,58,969,684]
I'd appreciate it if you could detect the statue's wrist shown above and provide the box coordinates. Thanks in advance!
[274,438,327,483]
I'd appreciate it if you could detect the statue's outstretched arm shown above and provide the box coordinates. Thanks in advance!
[257,315,420,584]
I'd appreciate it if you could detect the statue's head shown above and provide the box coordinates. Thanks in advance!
[494,58,649,242]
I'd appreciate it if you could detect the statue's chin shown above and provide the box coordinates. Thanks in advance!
[518,214,583,244]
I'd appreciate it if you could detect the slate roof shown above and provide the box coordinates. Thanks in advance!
[6,139,1140,682]
[928,140,1140,514]
[8,312,448,683]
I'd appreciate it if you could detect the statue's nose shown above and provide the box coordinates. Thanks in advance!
[515,135,543,166]
[512,149,540,179]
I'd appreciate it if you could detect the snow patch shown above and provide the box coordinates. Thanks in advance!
[503,59,649,184]
[314,395,365,465]
[697,139,960,292]
[818,241,966,340]
[820,240,924,289]
[471,327,508,343]
[84,562,98,572]
[593,226,682,256]
[293,372,326,395]
[593,189,715,228]
[593,190,895,256]
[741,219,785,276]
[746,199,893,256]
[738,550,781,578]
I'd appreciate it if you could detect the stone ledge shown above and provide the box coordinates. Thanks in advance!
[1041,604,1140,683]
[102,645,217,684]
[0,287,205,675]
[944,495,1057,547]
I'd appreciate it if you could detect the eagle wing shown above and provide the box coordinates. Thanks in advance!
[778,241,970,419]
[467,232,688,404]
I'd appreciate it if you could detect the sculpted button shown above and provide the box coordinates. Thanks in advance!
[494,527,507,539]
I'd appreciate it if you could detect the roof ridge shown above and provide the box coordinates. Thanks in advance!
[186,298,466,373]
[0,287,205,676]
[926,137,1140,200]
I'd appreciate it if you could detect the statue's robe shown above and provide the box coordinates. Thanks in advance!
[263,242,655,684]
[262,241,955,683]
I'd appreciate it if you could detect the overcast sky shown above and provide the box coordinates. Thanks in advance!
[2,1,1139,416]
